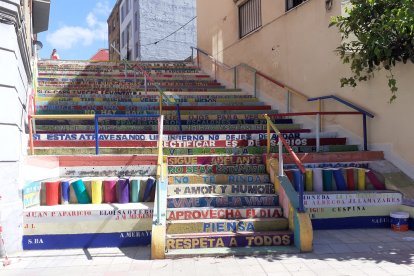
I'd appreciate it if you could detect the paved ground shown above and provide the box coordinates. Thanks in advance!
[1,229,414,275]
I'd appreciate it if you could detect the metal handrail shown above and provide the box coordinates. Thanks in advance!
[308,95,375,151]
[264,114,306,213]
[308,95,375,118]
[121,60,183,132]
[28,114,163,155]
[191,46,308,112]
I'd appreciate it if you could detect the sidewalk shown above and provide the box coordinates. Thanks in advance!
[1,229,414,275]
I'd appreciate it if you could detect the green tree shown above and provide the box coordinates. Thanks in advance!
[330,0,414,102]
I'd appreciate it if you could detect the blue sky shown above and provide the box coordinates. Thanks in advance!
[38,0,116,60]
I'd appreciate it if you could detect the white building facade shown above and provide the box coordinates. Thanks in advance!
[119,0,196,61]
[0,0,50,254]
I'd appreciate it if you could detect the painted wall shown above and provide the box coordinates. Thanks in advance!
[139,0,196,61]
[0,0,34,254]
[196,0,414,179]
[120,0,197,61]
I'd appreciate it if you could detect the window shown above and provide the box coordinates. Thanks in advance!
[135,42,139,59]
[286,0,307,11]
[121,30,125,47]
[239,0,262,38]
[121,4,125,22]
[134,12,138,30]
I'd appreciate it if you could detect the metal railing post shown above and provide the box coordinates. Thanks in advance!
[298,175,305,212]
[214,60,217,81]
[176,104,183,133]
[278,138,284,177]
[266,119,271,154]
[234,67,237,89]
[144,74,147,95]
[197,50,200,69]
[191,47,194,64]
[363,114,368,151]
[316,113,321,152]
[253,71,257,97]
[94,116,99,155]
[29,116,34,155]
[156,115,164,224]
[286,91,291,113]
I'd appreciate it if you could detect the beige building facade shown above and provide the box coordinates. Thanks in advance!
[196,0,414,179]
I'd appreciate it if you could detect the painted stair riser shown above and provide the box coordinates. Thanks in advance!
[38,88,244,94]
[36,94,256,101]
[33,133,315,143]
[36,105,272,112]
[38,85,228,90]
[23,231,151,250]
[33,138,346,149]
[37,178,156,205]
[35,109,279,116]
[33,145,358,155]
[166,219,288,234]
[168,183,274,196]
[168,174,270,185]
[38,73,212,79]
[167,196,278,208]
[34,118,293,126]
[168,155,264,166]
[38,78,221,84]
[24,219,152,235]
[167,207,284,220]
[34,124,299,132]
[167,165,267,174]
[35,101,267,107]
[166,232,293,250]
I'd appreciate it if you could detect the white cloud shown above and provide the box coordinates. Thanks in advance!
[86,13,97,28]
[47,1,112,50]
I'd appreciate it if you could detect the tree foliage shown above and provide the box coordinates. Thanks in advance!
[330,0,414,102]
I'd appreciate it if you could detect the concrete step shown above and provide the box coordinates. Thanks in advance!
[167,194,278,208]
[168,174,270,185]
[166,207,284,220]
[167,183,274,196]
[165,246,300,258]
[166,218,288,234]
[165,231,293,250]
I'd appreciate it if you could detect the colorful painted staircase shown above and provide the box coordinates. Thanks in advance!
[27,59,399,256]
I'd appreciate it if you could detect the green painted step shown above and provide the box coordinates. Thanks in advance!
[166,218,289,235]
[165,246,300,258]
[167,183,275,196]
